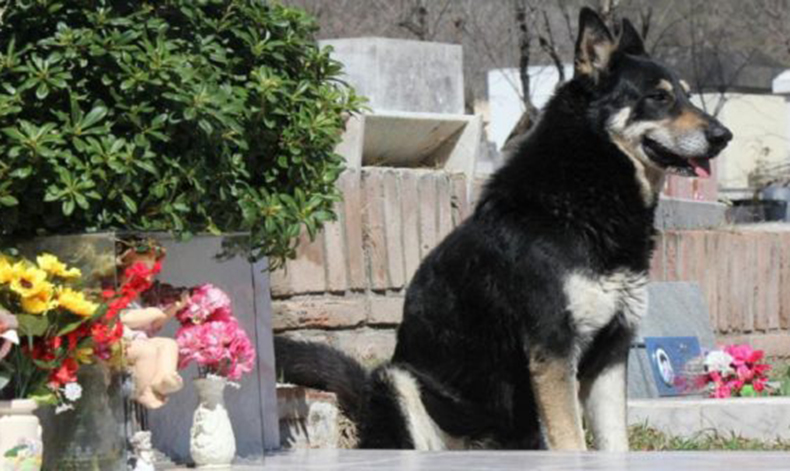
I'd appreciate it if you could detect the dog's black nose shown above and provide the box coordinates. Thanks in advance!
[706,122,733,147]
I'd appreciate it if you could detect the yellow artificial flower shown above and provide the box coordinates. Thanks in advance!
[20,282,56,314]
[57,287,98,317]
[0,257,14,284]
[37,253,81,279]
[9,263,49,298]
[74,347,95,365]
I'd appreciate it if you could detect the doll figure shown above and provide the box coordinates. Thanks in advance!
[0,307,18,361]
[117,241,186,409]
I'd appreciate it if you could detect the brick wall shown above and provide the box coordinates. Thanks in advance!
[651,227,790,356]
[273,168,790,360]
[271,168,471,363]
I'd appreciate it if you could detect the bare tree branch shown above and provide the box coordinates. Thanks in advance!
[538,9,565,86]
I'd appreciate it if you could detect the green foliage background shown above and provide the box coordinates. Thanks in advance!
[0,0,361,267]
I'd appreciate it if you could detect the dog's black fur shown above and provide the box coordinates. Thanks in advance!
[275,7,732,450]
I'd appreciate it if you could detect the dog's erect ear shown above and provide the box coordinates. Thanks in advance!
[574,7,616,80]
[618,18,647,56]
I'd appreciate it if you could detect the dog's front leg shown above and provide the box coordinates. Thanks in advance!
[579,361,629,451]
[529,350,587,450]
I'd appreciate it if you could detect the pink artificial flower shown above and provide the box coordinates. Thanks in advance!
[176,284,232,325]
[705,344,771,398]
[175,301,256,381]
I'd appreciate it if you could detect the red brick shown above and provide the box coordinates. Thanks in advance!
[664,231,680,281]
[418,173,439,259]
[437,173,454,240]
[363,170,388,290]
[649,231,665,282]
[734,232,756,334]
[382,170,405,289]
[780,234,790,330]
[717,333,790,358]
[401,171,422,284]
[755,233,780,332]
[747,232,761,333]
[270,268,290,298]
[702,231,719,330]
[274,229,326,296]
[340,170,366,290]
[723,232,742,334]
[450,174,469,226]
[333,328,397,364]
[323,208,348,293]
[678,231,703,282]
[272,297,367,331]
[368,296,405,326]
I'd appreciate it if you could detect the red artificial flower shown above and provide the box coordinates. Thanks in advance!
[49,357,79,387]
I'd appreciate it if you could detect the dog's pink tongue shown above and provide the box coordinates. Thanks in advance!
[689,158,711,178]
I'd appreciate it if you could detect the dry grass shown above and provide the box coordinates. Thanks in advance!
[627,423,790,451]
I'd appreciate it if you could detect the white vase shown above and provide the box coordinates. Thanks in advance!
[190,377,235,469]
[0,399,43,471]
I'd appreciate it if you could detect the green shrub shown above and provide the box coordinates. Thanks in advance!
[0,0,361,267]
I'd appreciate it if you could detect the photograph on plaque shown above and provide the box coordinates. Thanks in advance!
[644,336,703,397]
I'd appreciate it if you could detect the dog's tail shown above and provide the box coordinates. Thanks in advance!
[274,336,369,423]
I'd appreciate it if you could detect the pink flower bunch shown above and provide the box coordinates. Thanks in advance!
[174,284,255,381]
[704,344,771,398]
[176,283,231,324]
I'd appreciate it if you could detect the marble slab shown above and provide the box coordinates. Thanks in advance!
[170,449,790,471]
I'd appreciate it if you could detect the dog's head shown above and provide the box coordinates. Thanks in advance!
[574,7,732,179]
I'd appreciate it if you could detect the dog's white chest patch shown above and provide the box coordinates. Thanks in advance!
[563,270,648,340]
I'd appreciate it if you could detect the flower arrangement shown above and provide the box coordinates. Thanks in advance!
[0,251,162,412]
[702,344,772,398]
[175,285,255,381]
[0,253,103,411]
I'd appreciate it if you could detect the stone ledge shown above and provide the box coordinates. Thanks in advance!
[655,197,727,230]
[272,298,367,332]
[629,397,790,441]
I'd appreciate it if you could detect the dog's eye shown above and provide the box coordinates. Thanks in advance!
[646,91,672,104]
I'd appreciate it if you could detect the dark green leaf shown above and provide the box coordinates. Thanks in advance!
[0,196,18,207]
[16,314,48,336]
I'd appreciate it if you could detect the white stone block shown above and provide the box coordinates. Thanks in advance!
[320,38,464,115]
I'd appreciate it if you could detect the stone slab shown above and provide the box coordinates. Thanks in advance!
[118,234,280,460]
[654,197,727,230]
[170,449,790,470]
[629,282,716,399]
[629,397,790,441]
[636,282,717,348]
[320,37,464,115]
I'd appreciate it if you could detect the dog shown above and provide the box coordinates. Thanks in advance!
[275,7,732,452]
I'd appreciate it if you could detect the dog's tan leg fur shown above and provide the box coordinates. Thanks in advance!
[529,351,587,450]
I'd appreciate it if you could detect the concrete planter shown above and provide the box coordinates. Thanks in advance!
[277,384,342,449]
[0,399,42,471]
[628,397,790,441]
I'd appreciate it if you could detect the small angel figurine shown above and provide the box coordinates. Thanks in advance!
[117,240,186,409]
[0,307,18,361]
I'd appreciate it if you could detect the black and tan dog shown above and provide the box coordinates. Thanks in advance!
[275,7,732,451]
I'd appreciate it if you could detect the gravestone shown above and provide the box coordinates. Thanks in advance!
[147,234,279,462]
[628,282,716,399]
[319,37,464,115]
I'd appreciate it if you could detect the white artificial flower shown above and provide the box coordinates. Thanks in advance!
[704,350,734,375]
[1,329,19,344]
[63,382,83,402]
[55,403,74,414]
